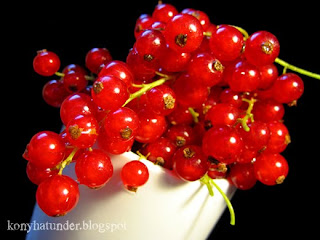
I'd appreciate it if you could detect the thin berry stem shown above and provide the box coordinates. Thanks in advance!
[274,58,320,80]
[237,97,256,132]
[57,147,78,175]
[188,107,199,123]
[123,75,171,107]
[55,71,65,78]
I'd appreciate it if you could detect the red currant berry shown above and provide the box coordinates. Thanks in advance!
[42,79,69,108]
[187,52,224,87]
[60,93,97,126]
[244,31,280,66]
[62,63,88,75]
[265,121,290,153]
[36,175,79,216]
[91,75,129,111]
[98,60,134,87]
[209,25,244,61]
[271,73,304,104]
[172,145,208,181]
[134,14,155,39]
[257,64,278,90]
[135,108,167,143]
[145,85,176,116]
[152,3,178,23]
[66,114,98,149]
[227,60,261,92]
[204,103,240,127]
[104,107,139,140]
[75,149,113,188]
[24,131,66,168]
[121,160,149,192]
[167,104,194,126]
[33,49,60,76]
[219,88,243,108]
[26,162,59,185]
[85,48,112,74]
[239,121,270,151]
[207,160,228,179]
[164,14,203,53]
[159,45,191,72]
[165,124,196,147]
[62,70,88,93]
[253,153,289,185]
[252,99,284,123]
[229,163,257,190]
[202,125,244,164]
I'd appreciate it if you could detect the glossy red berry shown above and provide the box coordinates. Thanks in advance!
[244,31,280,66]
[85,48,112,74]
[24,131,66,168]
[202,125,244,164]
[91,75,129,111]
[152,3,178,23]
[104,107,139,140]
[121,160,149,191]
[165,124,196,147]
[172,145,208,181]
[26,162,59,185]
[257,64,278,90]
[159,45,191,72]
[229,163,257,190]
[66,114,98,148]
[271,73,304,104]
[75,149,113,188]
[265,121,290,153]
[239,121,270,151]
[62,70,88,93]
[33,50,60,76]
[42,79,69,108]
[204,103,240,127]
[252,99,284,123]
[60,93,97,126]
[254,153,289,185]
[164,14,203,53]
[209,25,244,61]
[36,175,79,216]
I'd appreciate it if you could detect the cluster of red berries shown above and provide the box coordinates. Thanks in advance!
[24,2,307,220]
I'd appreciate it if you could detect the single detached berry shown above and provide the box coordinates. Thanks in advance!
[121,160,149,192]
[36,175,79,216]
[33,49,60,76]
[75,149,113,188]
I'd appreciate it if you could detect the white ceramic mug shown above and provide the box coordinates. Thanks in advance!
[26,151,236,240]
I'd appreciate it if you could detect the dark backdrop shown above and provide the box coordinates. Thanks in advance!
[3,0,319,239]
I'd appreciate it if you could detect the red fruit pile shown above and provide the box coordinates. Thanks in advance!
[24,2,310,222]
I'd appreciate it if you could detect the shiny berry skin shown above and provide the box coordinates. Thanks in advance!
[167,104,194,126]
[159,45,192,72]
[164,14,204,53]
[36,175,79,216]
[62,63,88,75]
[257,64,278,90]
[152,3,178,23]
[85,48,112,74]
[98,60,134,87]
[239,121,270,151]
[219,88,243,108]
[271,73,304,104]
[42,79,69,108]
[91,75,129,111]
[202,125,244,164]
[121,160,149,191]
[104,107,139,140]
[265,121,290,153]
[24,131,66,168]
[252,99,284,122]
[135,108,167,143]
[204,103,240,127]
[209,25,244,61]
[75,149,113,188]
[183,9,211,31]
[254,153,289,185]
[33,50,60,76]
[62,70,88,93]
[172,145,208,181]
[229,163,257,190]
[172,73,209,108]
[165,124,196,147]
[134,29,166,63]
[26,162,59,185]
[142,137,176,169]
[244,31,280,66]
[145,85,176,116]
[227,60,261,92]
[134,14,155,39]
[66,114,98,148]
[60,93,97,126]
[187,52,224,87]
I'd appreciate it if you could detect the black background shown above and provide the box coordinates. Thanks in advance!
[3,0,319,239]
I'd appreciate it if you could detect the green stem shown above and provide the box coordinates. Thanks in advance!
[58,147,78,175]
[211,180,236,226]
[274,58,320,80]
[123,77,169,107]
[237,97,256,132]
[200,174,214,196]
[188,107,199,123]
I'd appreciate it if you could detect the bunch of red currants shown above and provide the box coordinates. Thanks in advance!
[24,1,311,222]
